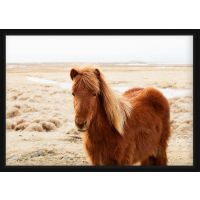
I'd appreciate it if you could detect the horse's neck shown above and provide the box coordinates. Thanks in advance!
[88,97,113,140]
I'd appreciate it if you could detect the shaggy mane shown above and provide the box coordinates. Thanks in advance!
[72,67,132,135]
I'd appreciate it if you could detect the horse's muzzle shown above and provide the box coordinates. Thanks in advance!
[75,119,87,131]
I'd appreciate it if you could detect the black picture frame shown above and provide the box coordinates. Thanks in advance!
[1,29,199,172]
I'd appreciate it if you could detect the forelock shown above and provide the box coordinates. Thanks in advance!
[72,68,100,93]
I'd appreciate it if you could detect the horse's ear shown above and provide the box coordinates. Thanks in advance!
[70,68,79,80]
[95,68,100,78]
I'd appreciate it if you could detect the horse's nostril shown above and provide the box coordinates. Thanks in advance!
[75,120,87,129]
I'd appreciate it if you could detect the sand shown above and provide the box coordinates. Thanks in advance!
[6,64,193,166]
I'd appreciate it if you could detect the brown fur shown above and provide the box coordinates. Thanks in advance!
[70,67,170,166]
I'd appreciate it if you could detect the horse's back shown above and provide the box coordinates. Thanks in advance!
[124,86,169,118]
[123,87,144,98]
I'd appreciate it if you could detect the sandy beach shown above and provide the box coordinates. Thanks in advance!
[6,64,193,166]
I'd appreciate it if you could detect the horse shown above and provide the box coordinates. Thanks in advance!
[70,67,170,165]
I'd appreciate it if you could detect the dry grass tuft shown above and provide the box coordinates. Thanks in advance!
[15,119,26,125]
[6,120,16,130]
[48,118,62,128]
[40,121,56,131]
[6,107,20,118]
[23,107,38,113]
[13,104,21,109]
[15,122,30,131]
[32,119,42,123]
[24,123,44,132]
[10,95,18,100]
[18,94,29,101]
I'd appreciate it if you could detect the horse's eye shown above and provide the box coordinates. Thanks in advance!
[72,92,75,96]
[92,93,96,96]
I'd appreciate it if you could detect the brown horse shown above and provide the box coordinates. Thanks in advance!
[70,67,170,165]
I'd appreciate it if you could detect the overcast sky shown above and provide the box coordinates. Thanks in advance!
[6,36,193,64]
